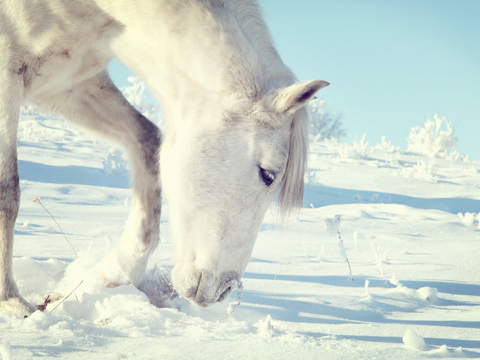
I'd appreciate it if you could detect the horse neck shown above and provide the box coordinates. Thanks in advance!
[98,0,295,119]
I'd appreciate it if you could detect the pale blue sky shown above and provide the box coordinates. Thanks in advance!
[108,0,480,159]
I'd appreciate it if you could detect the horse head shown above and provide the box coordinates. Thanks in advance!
[161,79,329,307]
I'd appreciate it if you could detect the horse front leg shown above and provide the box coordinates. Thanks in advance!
[101,122,161,287]
[35,71,162,287]
[102,124,162,287]
[0,59,37,316]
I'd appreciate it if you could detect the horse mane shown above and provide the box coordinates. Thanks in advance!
[277,106,309,221]
[217,0,295,96]
[221,0,309,220]
[212,0,310,220]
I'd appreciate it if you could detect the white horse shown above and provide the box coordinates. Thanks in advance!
[0,0,328,316]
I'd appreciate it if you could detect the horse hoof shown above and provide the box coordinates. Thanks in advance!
[0,296,37,318]
[104,281,121,288]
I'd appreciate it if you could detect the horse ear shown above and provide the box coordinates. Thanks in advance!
[272,80,329,114]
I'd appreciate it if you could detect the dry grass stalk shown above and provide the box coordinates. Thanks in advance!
[49,280,84,313]
[33,196,77,257]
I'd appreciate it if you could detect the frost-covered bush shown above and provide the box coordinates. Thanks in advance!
[305,168,320,185]
[341,134,372,159]
[393,158,439,183]
[407,114,457,158]
[446,151,469,162]
[19,105,67,142]
[308,99,346,142]
[375,136,398,153]
[121,76,165,131]
[102,148,128,176]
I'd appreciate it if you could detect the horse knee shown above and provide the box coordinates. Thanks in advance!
[136,113,161,175]
[0,163,20,221]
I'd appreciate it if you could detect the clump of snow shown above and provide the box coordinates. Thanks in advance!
[407,113,457,158]
[416,287,439,304]
[255,315,275,337]
[324,215,341,236]
[403,330,467,357]
[13,257,68,306]
[429,345,467,358]
[361,280,372,302]
[55,250,107,297]
[371,242,388,277]
[458,212,479,228]
[0,340,11,360]
[324,215,353,279]
[389,275,439,304]
[316,244,325,261]
[403,329,429,351]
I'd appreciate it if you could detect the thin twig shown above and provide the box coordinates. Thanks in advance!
[33,196,77,257]
[50,280,83,313]
[401,216,421,236]
[338,231,353,281]
[217,284,243,321]
[303,242,308,258]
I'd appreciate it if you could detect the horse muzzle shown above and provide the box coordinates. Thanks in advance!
[174,269,241,308]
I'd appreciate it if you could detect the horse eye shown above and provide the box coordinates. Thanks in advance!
[259,167,275,186]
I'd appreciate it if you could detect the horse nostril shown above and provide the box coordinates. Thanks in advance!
[218,286,232,302]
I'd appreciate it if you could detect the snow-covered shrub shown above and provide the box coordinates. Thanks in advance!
[102,148,128,176]
[121,77,165,131]
[305,168,320,185]
[21,122,35,141]
[393,158,439,183]
[375,136,398,153]
[341,134,372,159]
[407,113,457,158]
[446,151,469,162]
[20,104,61,119]
[308,99,346,142]
[19,104,66,142]
[411,158,439,182]
[255,315,275,336]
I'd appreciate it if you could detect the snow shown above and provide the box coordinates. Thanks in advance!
[1,110,479,359]
[403,329,429,351]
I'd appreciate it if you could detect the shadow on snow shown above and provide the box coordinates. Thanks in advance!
[305,183,480,215]
[244,273,480,298]
[18,160,129,189]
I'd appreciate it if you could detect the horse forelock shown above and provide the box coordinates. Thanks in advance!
[276,106,309,221]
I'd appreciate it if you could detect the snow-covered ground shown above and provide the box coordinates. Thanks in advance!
[1,109,479,359]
